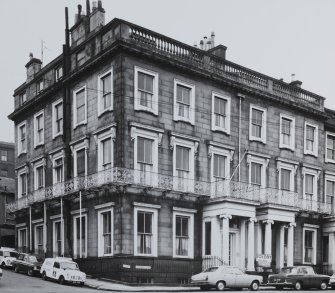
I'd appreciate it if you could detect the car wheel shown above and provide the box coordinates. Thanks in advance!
[14,266,19,273]
[294,281,302,290]
[80,282,84,287]
[42,271,47,280]
[200,286,209,291]
[216,281,226,291]
[275,286,283,290]
[320,281,328,290]
[251,281,259,291]
[59,275,65,285]
[27,268,34,276]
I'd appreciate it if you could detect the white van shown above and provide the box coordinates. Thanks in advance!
[40,257,86,285]
[0,247,18,268]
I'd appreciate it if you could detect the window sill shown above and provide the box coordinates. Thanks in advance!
[73,121,87,130]
[52,133,63,140]
[279,145,295,152]
[304,151,318,158]
[18,151,27,157]
[249,137,266,144]
[98,108,113,118]
[134,107,158,116]
[212,127,230,135]
[34,143,44,149]
[325,158,335,164]
[173,117,195,126]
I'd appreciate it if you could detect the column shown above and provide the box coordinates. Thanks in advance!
[255,222,262,256]
[240,220,246,269]
[247,217,257,271]
[29,207,32,253]
[211,217,221,257]
[277,225,285,270]
[220,214,231,265]
[329,232,335,272]
[264,220,274,255]
[287,222,296,267]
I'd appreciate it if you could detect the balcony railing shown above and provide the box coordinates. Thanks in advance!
[123,21,324,111]
[6,168,334,216]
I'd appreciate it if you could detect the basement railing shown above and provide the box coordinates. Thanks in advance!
[6,167,334,216]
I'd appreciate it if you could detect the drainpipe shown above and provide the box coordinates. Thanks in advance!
[29,206,32,253]
[237,93,245,182]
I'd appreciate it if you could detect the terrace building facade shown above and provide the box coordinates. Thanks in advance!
[7,1,335,283]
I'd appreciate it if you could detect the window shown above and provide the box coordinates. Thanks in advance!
[97,127,115,172]
[53,220,62,257]
[34,110,44,147]
[18,169,27,198]
[134,203,159,256]
[19,92,26,106]
[52,100,63,138]
[34,165,44,190]
[304,122,318,156]
[18,227,27,253]
[1,150,7,161]
[37,80,44,93]
[280,115,295,150]
[0,169,8,177]
[132,126,161,185]
[174,80,195,124]
[34,225,44,256]
[280,169,291,190]
[322,235,329,263]
[76,49,85,67]
[204,221,211,256]
[17,121,26,155]
[250,105,267,143]
[277,160,297,192]
[172,136,197,192]
[325,174,335,213]
[303,228,317,264]
[247,154,268,187]
[302,167,318,210]
[212,93,230,133]
[284,227,288,263]
[326,132,335,163]
[52,151,64,184]
[134,67,158,115]
[73,86,87,127]
[173,209,195,258]
[213,154,226,179]
[75,148,86,177]
[55,67,63,81]
[73,214,87,258]
[97,206,113,257]
[98,70,113,115]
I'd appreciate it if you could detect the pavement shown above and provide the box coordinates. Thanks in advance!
[84,277,277,292]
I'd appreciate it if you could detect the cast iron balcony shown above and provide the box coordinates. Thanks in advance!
[6,168,334,216]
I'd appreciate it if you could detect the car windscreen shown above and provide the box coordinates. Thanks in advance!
[281,267,297,274]
[60,262,79,270]
[203,267,218,272]
[3,251,17,258]
[29,256,42,263]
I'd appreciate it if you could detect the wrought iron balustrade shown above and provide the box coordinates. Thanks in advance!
[6,168,334,216]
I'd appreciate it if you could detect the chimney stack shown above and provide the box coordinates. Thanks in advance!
[86,0,91,15]
[89,0,105,32]
[92,1,97,10]
[211,32,215,48]
[203,36,207,50]
[25,53,42,82]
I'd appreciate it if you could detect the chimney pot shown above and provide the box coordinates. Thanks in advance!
[29,52,33,60]
[291,73,295,82]
[86,0,91,15]
[98,0,102,9]
[78,4,82,20]
[92,1,97,9]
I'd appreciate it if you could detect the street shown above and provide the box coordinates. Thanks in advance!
[1,268,334,293]
[0,269,100,293]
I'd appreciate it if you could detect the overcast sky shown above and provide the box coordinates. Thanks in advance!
[1,0,334,142]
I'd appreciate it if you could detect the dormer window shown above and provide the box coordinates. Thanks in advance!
[55,67,63,81]
[37,79,44,93]
[19,92,26,106]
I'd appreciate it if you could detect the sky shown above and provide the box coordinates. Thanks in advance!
[1,0,334,143]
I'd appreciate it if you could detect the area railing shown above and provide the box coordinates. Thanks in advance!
[6,167,333,216]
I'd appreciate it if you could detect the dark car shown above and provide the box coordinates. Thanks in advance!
[268,266,329,290]
[12,253,44,276]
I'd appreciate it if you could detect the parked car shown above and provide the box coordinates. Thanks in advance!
[267,266,330,290]
[191,266,263,291]
[0,267,3,280]
[0,247,18,268]
[12,253,44,276]
[329,273,335,289]
[40,257,86,286]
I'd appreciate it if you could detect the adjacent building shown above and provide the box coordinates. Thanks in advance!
[7,1,335,283]
[0,142,15,247]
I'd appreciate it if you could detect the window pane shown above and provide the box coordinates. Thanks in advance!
[76,149,86,176]
[281,169,291,190]
[177,85,191,104]
[102,138,112,168]
[251,162,262,185]
[76,89,86,123]
[205,222,211,255]
[137,137,152,164]
[305,174,314,194]
[213,154,226,178]
[176,146,190,171]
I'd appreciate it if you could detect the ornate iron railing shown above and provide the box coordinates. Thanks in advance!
[6,167,334,216]
[202,255,227,271]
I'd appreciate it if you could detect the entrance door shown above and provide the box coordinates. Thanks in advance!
[229,232,237,266]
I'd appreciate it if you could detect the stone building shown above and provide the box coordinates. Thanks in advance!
[7,1,335,282]
[0,142,15,247]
